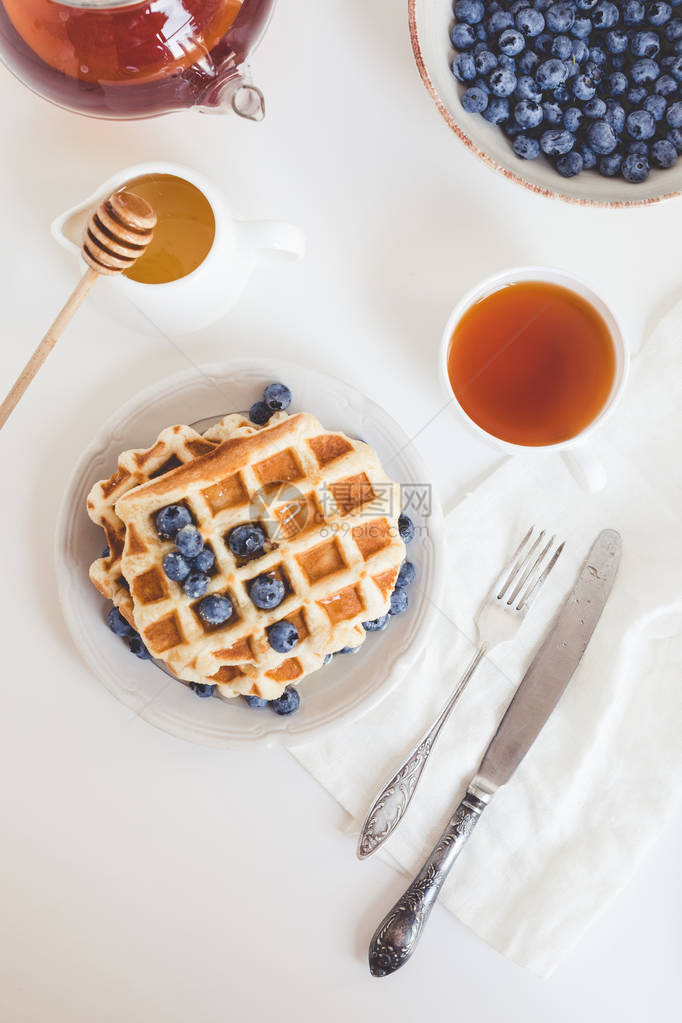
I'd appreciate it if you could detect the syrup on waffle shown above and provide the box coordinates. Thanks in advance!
[114,412,405,700]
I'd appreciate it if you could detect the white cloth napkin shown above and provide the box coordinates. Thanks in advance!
[291,298,682,978]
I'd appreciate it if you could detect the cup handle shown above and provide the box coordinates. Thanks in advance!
[561,443,607,492]
[238,220,306,259]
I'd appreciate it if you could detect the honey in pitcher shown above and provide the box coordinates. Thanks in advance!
[447,281,616,447]
[121,174,216,284]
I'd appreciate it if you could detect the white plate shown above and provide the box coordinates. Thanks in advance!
[55,358,444,750]
[410,0,682,208]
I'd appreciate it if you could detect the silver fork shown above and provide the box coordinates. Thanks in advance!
[357,527,565,859]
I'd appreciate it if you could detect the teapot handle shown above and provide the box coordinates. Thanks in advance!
[238,220,306,259]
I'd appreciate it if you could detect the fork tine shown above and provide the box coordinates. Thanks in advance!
[494,526,534,599]
[517,539,565,611]
[507,534,555,606]
[497,528,545,601]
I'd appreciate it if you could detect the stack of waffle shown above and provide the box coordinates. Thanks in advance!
[87,411,406,701]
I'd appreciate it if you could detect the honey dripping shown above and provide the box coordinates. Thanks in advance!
[447,281,616,447]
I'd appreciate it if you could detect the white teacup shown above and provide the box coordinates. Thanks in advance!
[438,266,629,493]
[52,161,305,335]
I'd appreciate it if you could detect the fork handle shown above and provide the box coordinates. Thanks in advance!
[357,645,487,859]
[368,786,490,976]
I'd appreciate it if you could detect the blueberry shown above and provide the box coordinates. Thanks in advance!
[551,33,573,59]
[516,7,545,35]
[627,84,648,105]
[536,58,568,88]
[267,620,298,653]
[670,55,682,79]
[498,28,526,55]
[668,101,682,127]
[607,71,629,95]
[362,614,390,632]
[244,693,268,708]
[606,29,629,53]
[665,17,682,41]
[483,96,511,123]
[509,0,531,14]
[592,1,619,29]
[604,99,626,132]
[651,138,678,165]
[155,504,192,540]
[452,52,477,81]
[228,523,266,558]
[587,119,618,153]
[553,84,571,102]
[577,141,598,167]
[101,545,110,558]
[628,139,650,155]
[572,73,596,102]
[497,53,518,70]
[546,3,575,32]
[197,594,233,625]
[270,685,300,715]
[518,49,540,73]
[489,67,517,95]
[647,1,673,26]
[397,561,417,587]
[193,547,215,573]
[475,49,498,75]
[576,0,598,8]
[598,152,624,175]
[183,571,209,599]
[129,634,151,659]
[249,574,285,610]
[190,682,215,698]
[556,151,584,175]
[249,401,272,426]
[627,108,656,139]
[451,22,477,49]
[513,133,542,158]
[584,96,607,118]
[570,15,592,38]
[263,382,292,412]
[644,93,668,120]
[475,22,488,40]
[337,645,361,654]
[488,10,514,34]
[398,514,415,543]
[610,51,627,69]
[454,0,485,24]
[461,85,489,112]
[107,606,132,637]
[631,57,660,83]
[564,106,585,132]
[623,0,646,24]
[389,588,409,616]
[516,74,542,101]
[175,524,203,558]
[540,128,576,155]
[515,98,544,127]
[542,100,564,124]
[163,550,191,582]
[667,126,682,150]
[631,29,661,56]
[622,152,651,181]
[571,38,590,61]
[535,32,556,55]
[322,653,333,665]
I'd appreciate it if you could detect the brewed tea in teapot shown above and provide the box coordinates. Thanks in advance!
[0,0,276,119]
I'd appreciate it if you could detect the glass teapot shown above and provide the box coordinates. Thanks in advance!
[0,0,276,120]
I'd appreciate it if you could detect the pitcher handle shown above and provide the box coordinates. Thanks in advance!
[239,220,306,259]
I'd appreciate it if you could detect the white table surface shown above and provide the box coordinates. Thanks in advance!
[1,2,682,1020]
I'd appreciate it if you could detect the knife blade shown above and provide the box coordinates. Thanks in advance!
[473,527,622,797]
[368,528,622,977]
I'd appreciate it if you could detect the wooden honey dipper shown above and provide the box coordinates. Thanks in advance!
[0,190,157,430]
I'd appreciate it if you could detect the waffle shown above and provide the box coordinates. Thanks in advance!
[114,412,405,700]
[86,414,257,629]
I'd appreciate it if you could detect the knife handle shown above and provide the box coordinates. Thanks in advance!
[368,787,490,977]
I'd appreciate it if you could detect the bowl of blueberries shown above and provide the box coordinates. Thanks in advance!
[410,0,682,204]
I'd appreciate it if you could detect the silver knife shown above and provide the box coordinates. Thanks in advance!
[368,528,622,977]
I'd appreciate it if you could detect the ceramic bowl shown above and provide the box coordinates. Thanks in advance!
[409,0,682,208]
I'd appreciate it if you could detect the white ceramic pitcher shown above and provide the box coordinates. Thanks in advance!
[51,161,305,335]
